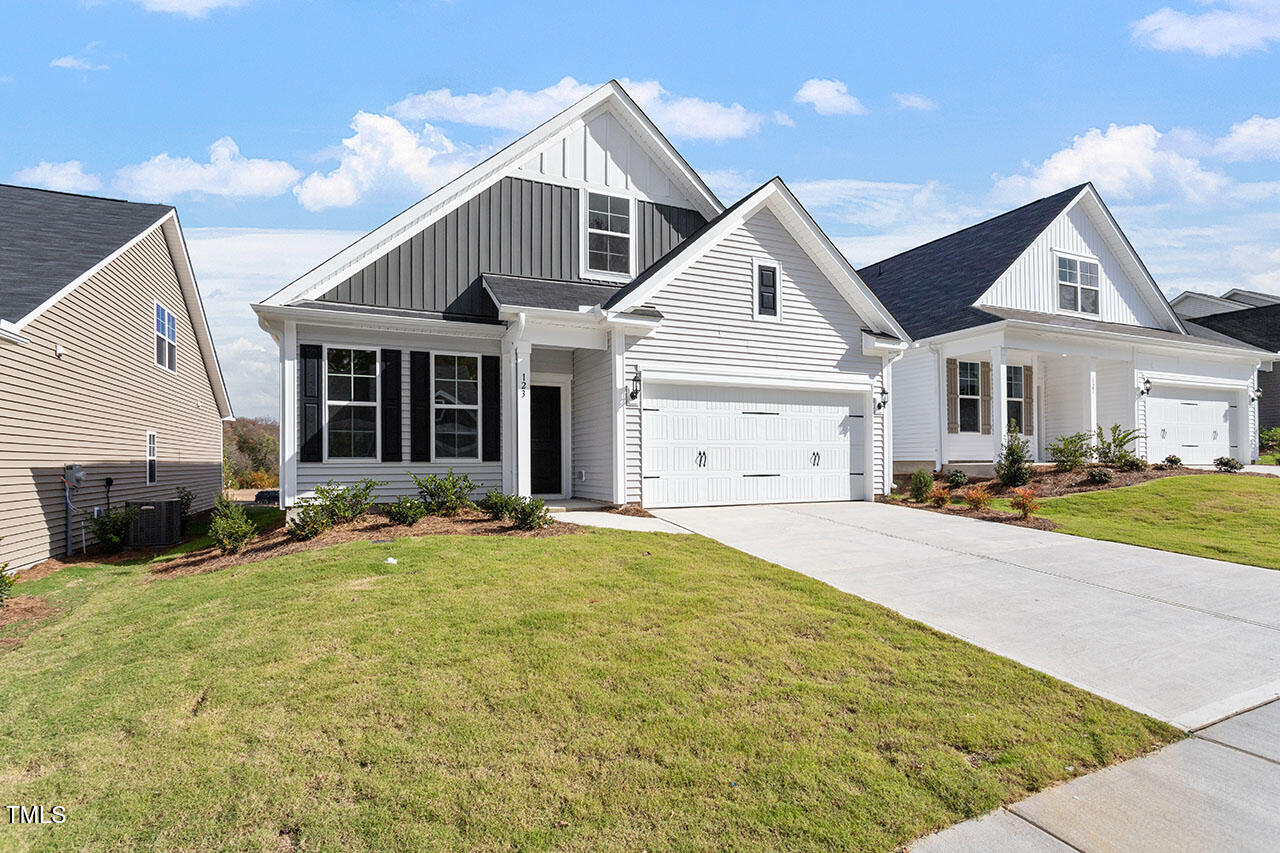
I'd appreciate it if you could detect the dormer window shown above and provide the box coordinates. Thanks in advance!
[585,192,631,278]
[1057,255,1100,315]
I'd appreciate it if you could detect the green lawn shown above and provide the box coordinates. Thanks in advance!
[1261,453,1279,466]
[1,529,1175,852]
[996,474,1280,568]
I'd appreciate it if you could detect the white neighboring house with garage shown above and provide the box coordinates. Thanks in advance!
[253,81,907,511]
[860,183,1270,474]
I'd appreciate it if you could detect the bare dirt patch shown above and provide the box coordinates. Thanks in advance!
[607,503,654,518]
[149,509,580,580]
[0,595,60,630]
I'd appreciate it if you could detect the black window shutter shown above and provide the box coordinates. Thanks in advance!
[381,349,402,462]
[299,344,323,462]
[482,354,500,461]
[410,351,431,462]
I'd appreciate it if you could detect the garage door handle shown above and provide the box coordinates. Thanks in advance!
[811,451,820,466]
[695,450,706,468]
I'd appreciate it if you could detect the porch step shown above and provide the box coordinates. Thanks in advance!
[543,498,613,513]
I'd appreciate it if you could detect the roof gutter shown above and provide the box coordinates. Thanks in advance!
[0,320,30,345]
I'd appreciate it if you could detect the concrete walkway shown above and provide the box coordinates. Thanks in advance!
[653,501,1280,850]
[556,510,690,534]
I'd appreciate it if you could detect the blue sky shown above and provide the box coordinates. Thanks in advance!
[4,0,1280,417]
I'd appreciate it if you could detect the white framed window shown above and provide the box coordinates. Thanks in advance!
[584,191,632,281]
[432,353,481,460]
[1056,253,1100,315]
[146,431,157,484]
[753,258,781,320]
[154,303,177,372]
[1006,365,1024,433]
[958,361,981,433]
[324,347,378,460]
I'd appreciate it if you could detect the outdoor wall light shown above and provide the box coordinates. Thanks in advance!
[1140,377,1152,396]
[1253,387,1264,402]
[628,371,642,401]
[876,387,890,411]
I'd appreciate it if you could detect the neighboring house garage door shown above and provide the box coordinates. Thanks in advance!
[641,383,868,508]
[1145,387,1236,465]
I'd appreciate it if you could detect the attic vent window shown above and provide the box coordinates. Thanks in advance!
[1057,256,1100,315]
[154,303,177,372]
[586,192,631,278]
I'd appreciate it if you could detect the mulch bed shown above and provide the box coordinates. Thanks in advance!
[880,496,1058,530]
[149,509,580,580]
[894,463,1276,501]
[607,503,654,518]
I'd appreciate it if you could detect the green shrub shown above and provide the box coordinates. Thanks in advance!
[412,469,476,516]
[1095,424,1142,466]
[508,496,553,530]
[1047,432,1094,471]
[995,423,1034,487]
[928,484,951,508]
[945,469,969,487]
[175,486,196,534]
[286,500,331,541]
[1088,467,1114,484]
[908,469,934,503]
[477,488,519,521]
[1116,454,1148,472]
[385,495,428,526]
[0,540,12,608]
[1261,427,1280,454]
[1009,487,1043,519]
[89,505,140,554]
[1163,455,1183,468]
[313,478,381,525]
[209,496,256,554]
[1215,456,1244,473]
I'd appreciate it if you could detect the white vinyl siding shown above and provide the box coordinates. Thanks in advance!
[571,347,614,501]
[888,346,939,463]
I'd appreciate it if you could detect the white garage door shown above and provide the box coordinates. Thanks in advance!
[641,384,868,508]
[1145,387,1237,465]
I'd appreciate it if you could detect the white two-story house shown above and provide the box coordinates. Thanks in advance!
[253,82,906,510]
[862,184,1270,473]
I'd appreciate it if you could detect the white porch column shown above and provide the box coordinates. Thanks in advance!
[991,345,1007,459]
[934,346,947,470]
[1084,357,1098,439]
[513,341,532,497]
[279,320,297,507]
[610,329,627,504]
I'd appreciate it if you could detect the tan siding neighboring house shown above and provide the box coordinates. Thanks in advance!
[0,192,229,570]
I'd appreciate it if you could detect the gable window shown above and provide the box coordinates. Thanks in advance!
[154,303,177,372]
[958,361,981,433]
[754,259,780,319]
[1057,256,1100,315]
[586,192,631,278]
[326,348,378,459]
[146,431,157,484]
[433,354,480,460]
[1006,365,1024,433]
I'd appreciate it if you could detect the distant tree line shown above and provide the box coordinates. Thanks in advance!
[223,417,279,489]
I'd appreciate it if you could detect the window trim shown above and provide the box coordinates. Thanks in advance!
[430,350,483,462]
[1006,364,1025,434]
[153,301,177,375]
[146,430,158,485]
[957,360,982,434]
[752,257,782,321]
[1053,250,1101,318]
[321,344,381,464]
[580,189,635,283]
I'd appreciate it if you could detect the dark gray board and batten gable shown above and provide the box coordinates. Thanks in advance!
[317,176,706,319]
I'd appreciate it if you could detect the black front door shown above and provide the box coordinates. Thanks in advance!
[530,385,562,495]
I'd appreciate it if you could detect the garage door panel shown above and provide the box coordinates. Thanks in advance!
[1146,389,1236,465]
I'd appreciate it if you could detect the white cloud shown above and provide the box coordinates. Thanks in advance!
[391,76,767,142]
[1131,1,1280,56]
[132,0,250,17]
[12,160,102,193]
[992,123,1231,204]
[793,78,868,116]
[184,227,362,418]
[115,137,301,201]
[773,111,797,128]
[50,55,107,71]
[1214,114,1280,160]
[698,168,760,200]
[294,112,484,211]
[893,92,938,111]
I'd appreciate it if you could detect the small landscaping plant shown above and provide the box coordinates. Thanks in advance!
[1214,456,1244,473]
[286,501,330,542]
[1163,455,1182,468]
[928,484,951,508]
[508,496,553,530]
[995,423,1034,487]
[1095,424,1142,466]
[1009,486,1044,520]
[1116,454,1149,472]
[1088,467,1114,485]
[313,478,381,524]
[412,469,476,516]
[175,486,196,535]
[89,505,140,554]
[945,469,968,487]
[385,495,428,526]
[908,468,934,503]
[0,540,12,608]
[1047,431,1094,471]
[477,488,519,521]
[209,496,256,554]
[1260,427,1280,455]
[962,483,993,511]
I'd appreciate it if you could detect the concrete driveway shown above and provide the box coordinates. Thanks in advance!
[653,501,1280,729]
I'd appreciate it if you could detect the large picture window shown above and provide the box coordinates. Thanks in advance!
[154,303,177,372]
[433,354,480,460]
[326,348,377,459]
[958,360,981,433]
[1057,255,1100,315]
[586,192,631,277]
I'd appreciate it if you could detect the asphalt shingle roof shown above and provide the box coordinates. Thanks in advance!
[0,184,172,324]
[856,184,1087,340]
[482,274,622,312]
[1193,303,1280,352]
